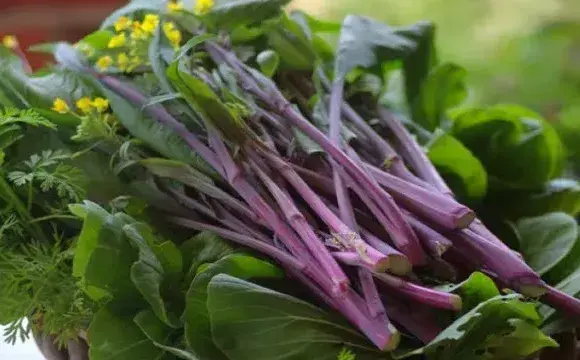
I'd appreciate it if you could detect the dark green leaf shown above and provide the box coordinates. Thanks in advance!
[545,225,580,284]
[124,223,182,328]
[335,15,416,78]
[180,231,234,284]
[135,310,199,360]
[256,50,280,77]
[183,254,283,360]
[88,307,163,360]
[427,131,488,200]
[451,104,565,189]
[203,0,291,30]
[266,15,317,70]
[411,63,467,131]
[208,274,387,360]
[400,295,556,359]
[100,86,213,175]
[517,212,577,275]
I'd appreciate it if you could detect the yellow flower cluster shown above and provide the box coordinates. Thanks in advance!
[163,22,182,49]
[51,97,109,115]
[194,0,215,15]
[2,35,18,49]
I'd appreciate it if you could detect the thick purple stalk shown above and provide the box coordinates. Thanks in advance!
[364,162,475,230]
[374,272,462,311]
[543,286,580,318]
[250,160,350,294]
[376,107,452,196]
[384,297,442,344]
[98,75,223,173]
[332,251,391,273]
[359,229,412,276]
[207,43,424,266]
[452,229,546,297]
[359,268,386,318]
[402,211,453,257]
[169,216,305,270]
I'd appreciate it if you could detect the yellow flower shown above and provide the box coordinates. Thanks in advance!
[76,97,93,114]
[163,22,181,48]
[52,98,69,114]
[2,35,18,49]
[194,0,215,15]
[96,55,113,71]
[167,1,183,12]
[107,33,126,48]
[131,56,142,68]
[130,21,147,40]
[117,53,131,72]
[92,97,109,113]
[114,16,132,32]
[141,14,159,34]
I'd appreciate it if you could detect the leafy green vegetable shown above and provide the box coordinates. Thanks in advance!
[517,212,578,275]
[256,50,280,77]
[183,254,283,360]
[208,274,388,360]
[203,0,291,30]
[427,131,488,200]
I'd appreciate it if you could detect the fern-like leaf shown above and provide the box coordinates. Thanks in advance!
[337,348,356,360]
[0,108,55,129]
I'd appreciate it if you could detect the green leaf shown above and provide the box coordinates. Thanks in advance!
[203,0,291,30]
[180,231,234,284]
[99,86,213,175]
[436,272,500,313]
[411,63,467,131]
[400,294,556,359]
[176,34,216,61]
[88,307,163,360]
[101,0,162,29]
[265,14,317,71]
[124,223,182,328]
[183,254,283,360]
[76,30,114,52]
[427,131,488,200]
[335,15,416,78]
[398,21,437,107]
[256,50,280,77]
[72,202,142,307]
[135,310,199,360]
[517,212,577,275]
[208,274,387,360]
[166,61,248,142]
[544,225,580,284]
[451,104,565,189]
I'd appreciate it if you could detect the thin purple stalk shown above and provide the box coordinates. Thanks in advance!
[250,159,350,294]
[384,297,442,344]
[374,272,462,311]
[169,216,305,271]
[211,201,271,243]
[364,162,475,230]
[543,286,580,318]
[376,107,452,196]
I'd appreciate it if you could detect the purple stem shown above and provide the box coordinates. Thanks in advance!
[169,216,305,271]
[250,159,350,294]
[364,162,475,230]
[359,229,412,276]
[543,286,580,318]
[374,272,462,311]
[384,297,443,344]
[376,107,452,196]
[401,211,453,258]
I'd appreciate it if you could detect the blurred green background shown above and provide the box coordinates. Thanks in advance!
[291,0,580,167]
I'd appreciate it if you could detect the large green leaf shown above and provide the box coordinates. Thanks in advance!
[266,14,317,70]
[427,131,488,200]
[88,307,164,360]
[517,212,577,275]
[124,223,183,328]
[411,63,467,131]
[100,86,213,174]
[436,272,500,313]
[400,294,557,359]
[203,0,291,30]
[208,274,389,360]
[70,201,143,307]
[183,254,283,360]
[335,15,416,78]
[451,104,565,189]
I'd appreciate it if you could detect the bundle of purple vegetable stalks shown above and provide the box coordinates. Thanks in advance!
[55,18,580,352]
